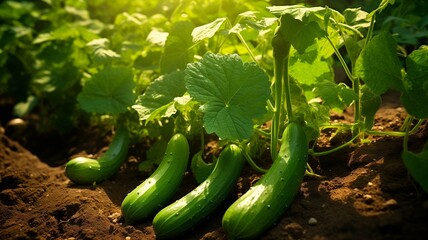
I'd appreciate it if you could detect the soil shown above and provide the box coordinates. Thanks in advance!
[1,91,428,240]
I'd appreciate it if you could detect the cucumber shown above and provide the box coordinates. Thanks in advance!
[153,144,245,239]
[222,122,308,239]
[65,123,129,185]
[121,133,189,224]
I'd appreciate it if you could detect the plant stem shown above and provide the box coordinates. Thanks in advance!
[326,36,354,82]
[306,163,325,179]
[241,143,268,173]
[282,49,293,122]
[402,116,414,153]
[366,119,424,137]
[271,28,291,159]
[325,35,362,139]
[309,133,360,157]
[236,32,258,63]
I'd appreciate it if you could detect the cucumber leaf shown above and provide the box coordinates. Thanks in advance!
[355,32,403,95]
[279,14,325,54]
[185,52,270,141]
[192,17,227,42]
[132,71,186,122]
[86,38,121,65]
[77,66,135,115]
[361,85,382,130]
[402,141,428,193]
[160,21,194,74]
[401,48,428,118]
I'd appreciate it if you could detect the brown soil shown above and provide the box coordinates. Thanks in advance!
[1,93,428,240]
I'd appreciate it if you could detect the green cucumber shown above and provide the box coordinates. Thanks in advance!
[153,144,244,239]
[222,122,308,239]
[65,123,129,185]
[121,133,189,224]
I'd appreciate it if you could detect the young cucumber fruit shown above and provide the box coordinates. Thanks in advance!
[222,122,308,239]
[121,133,189,224]
[65,123,129,185]
[153,144,244,239]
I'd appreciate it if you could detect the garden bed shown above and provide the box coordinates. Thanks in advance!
[1,92,427,240]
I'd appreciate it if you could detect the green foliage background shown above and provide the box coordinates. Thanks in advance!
[0,0,427,136]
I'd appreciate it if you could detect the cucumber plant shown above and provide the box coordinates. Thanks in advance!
[6,0,427,238]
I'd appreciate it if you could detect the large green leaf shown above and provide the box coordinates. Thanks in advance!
[279,14,325,54]
[132,71,186,122]
[185,53,270,140]
[401,48,428,118]
[355,32,403,95]
[77,66,135,115]
[160,21,194,74]
[289,46,333,86]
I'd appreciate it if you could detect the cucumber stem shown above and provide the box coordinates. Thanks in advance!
[309,133,360,157]
[241,142,268,173]
[271,27,291,160]
[402,116,414,153]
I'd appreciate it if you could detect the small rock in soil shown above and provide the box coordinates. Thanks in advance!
[363,194,374,204]
[308,217,318,226]
[383,199,398,209]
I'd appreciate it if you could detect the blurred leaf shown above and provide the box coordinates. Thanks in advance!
[0,1,33,20]
[86,38,110,49]
[13,95,38,117]
[92,48,121,65]
[192,17,227,42]
[86,38,121,65]
[146,30,168,46]
[160,21,194,74]
[369,0,395,17]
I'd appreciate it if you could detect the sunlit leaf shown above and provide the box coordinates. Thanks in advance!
[78,66,135,115]
[132,71,186,122]
[160,21,194,74]
[355,32,403,95]
[192,17,227,42]
[92,48,121,65]
[279,14,325,54]
[185,53,270,140]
